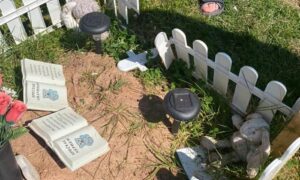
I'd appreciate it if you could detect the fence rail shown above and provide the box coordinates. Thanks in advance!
[154,28,300,179]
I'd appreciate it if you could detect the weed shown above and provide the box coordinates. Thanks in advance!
[108,79,127,93]
[144,139,180,180]
[138,67,165,87]
[100,104,134,140]
[93,86,107,102]
[146,122,158,129]
[80,70,99,90]
[136,57,196,91]
[103,20,140,61]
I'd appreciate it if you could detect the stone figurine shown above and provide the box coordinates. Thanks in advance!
[200,113,271,178]
[61,0,109,40]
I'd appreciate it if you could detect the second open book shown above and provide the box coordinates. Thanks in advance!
[29,107,109,171]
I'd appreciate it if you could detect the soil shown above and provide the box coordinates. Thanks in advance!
[11,52,178,180]
[282,0,300,9]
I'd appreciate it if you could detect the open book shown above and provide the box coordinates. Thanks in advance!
[21,58,68,111]
[29,107,109,171]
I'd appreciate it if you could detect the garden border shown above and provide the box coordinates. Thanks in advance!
[154,28,300,179]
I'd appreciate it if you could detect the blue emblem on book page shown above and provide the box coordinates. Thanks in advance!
[75,134,94,148]
[43,89,59,101]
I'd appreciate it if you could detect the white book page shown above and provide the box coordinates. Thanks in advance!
[29,107,88,143]
[24,81,68,111]
[21,59,65,86]
[53,126,109,171]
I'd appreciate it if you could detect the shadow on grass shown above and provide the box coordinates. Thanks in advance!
[128,9,300,107]
[59,29,91,52]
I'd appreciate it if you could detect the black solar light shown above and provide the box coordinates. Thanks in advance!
[163,88,201,134]
[79,12,111,54]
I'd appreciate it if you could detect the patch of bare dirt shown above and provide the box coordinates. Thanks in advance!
[282,0,300,9]
[11,52,176,180]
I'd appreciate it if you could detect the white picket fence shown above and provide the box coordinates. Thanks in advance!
[155,28,300,179]
[0,0,139,47]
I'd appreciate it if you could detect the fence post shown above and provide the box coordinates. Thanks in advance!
[22,0,47,34]
[193,40,208,81]
[271,111,300,156]
[155,32,175,69]
[271,98,300,156]
[213,52,232,96]
[172,28,190,68]
[0,0,27,44]
[232,66,258,114]
[256,81,287,123]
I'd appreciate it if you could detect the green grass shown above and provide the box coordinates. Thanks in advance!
[0,0,299,179]
[130,0,300,106]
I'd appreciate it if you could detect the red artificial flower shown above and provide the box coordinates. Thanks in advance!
[0,92,12,115]
[5,100,27,123]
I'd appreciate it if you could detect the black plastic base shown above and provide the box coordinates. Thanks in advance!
[95,40,102,54]
[0,143,22,180]
[172,120,181,135]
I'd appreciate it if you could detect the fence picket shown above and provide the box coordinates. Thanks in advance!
[232,66,258,114]
[0,0,27,44]
[22,0,46,34]
[172,28,190,68]
[118,0,128,24]
[213,52,232,96]
[112,0,118,17]
[193,40,208,81]
[257,81,287,123]
[128,0,139,13]
[46,0,62,27]
[154,32,175,69]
